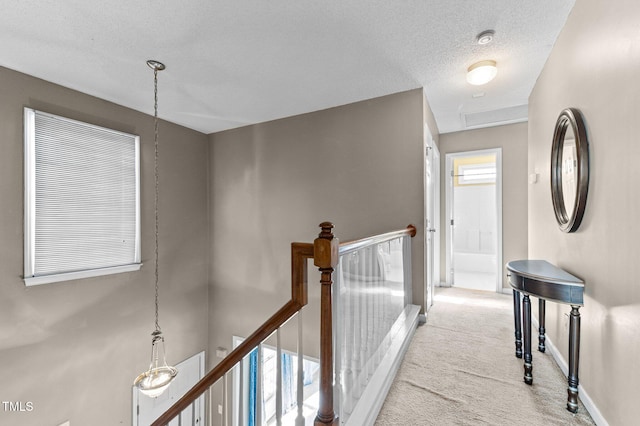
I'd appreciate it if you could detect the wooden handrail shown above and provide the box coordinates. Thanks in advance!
[151,223,415,426]
[339,224,417,256]
[151,242,314,426]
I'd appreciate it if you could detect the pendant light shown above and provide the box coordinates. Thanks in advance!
[133,60,178,398]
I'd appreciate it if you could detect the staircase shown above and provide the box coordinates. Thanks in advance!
[151,223,419,426]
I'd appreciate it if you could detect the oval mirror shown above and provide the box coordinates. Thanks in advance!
[550,108,589,233]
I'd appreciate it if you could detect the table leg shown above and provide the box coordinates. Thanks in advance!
[522,294,533,385]
[512,289,522,358]
[538,299,546,352]
[567,305,581,413]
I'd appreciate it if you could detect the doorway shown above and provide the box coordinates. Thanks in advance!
[445,149,502,292]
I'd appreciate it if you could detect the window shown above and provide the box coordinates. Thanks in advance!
[24,108,141,286]
[232,337,320,426]
[457,162,497,185]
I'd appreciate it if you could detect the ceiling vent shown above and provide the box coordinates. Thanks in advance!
[463,104,528,129]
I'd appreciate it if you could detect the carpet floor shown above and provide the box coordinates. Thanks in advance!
[375,287,595,425]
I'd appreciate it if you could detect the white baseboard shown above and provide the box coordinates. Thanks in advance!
[437,284,512,296]
[531,316,608,426]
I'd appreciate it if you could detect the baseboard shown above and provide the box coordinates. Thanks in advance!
[439,285,512,296]
[344,304,421,426]
[531,317,608,426]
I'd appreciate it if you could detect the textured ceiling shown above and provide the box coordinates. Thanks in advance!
[0,0,575,134]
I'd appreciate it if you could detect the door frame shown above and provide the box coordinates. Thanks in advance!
[423,126,440,313]
[444,148,503,292]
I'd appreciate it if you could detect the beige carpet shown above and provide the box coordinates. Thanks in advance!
[375,287,595,425]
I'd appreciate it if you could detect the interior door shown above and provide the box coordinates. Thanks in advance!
[424,129,438,311]
[432,143,441,296]
[133,351,205,426]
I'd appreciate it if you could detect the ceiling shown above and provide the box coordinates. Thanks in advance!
[0,0,575,135]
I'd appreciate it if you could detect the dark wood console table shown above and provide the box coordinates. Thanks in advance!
[506,260,584,413]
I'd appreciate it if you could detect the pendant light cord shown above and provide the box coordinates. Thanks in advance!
[153,65,161,334]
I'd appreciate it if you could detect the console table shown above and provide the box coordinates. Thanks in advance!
[506,260,584,413]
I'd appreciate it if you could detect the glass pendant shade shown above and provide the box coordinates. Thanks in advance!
[134,331,178,397]
[466,60,497,85]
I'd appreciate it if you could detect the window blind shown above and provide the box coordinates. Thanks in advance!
[24,108,141,285]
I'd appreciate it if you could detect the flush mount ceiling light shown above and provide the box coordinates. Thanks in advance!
[466,60,497,86]
[133,59,178,398]
[476,30,495,45]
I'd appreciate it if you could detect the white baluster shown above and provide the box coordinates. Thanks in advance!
[276,328,283,426]
[295,311,305,426]
[342,261,353,416]
[362,247,369,390]
[191,396,196,426]
[223,373,229,426]
[207,387,213,426]
[356,250,365,397]
[238,359,244,426]
[366,247,374,382]
[374,244,381,366]
[257,344,263,426]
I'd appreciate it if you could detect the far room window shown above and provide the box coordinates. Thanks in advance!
[232,336,320,426]
[24,108,141,286]
[457,162,497,185]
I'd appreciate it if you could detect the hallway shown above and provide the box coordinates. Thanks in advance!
[375,287,595,425]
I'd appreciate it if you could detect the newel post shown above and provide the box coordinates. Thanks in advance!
[314,222,339,426]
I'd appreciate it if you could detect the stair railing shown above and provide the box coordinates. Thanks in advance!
[150,222,416,426]
[334,225,418,424]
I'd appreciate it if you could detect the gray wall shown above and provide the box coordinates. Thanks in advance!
[423,91,440,148]
[438,123,529,289]
[0,67,209,426]
[208,89,426,365]
[528,1,640,424]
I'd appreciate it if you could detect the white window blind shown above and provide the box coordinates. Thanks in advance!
[24,108,141,286]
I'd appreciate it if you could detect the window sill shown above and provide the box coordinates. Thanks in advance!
[23,263,142,286]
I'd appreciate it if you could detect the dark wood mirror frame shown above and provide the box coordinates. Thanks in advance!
[551,108,589,233]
